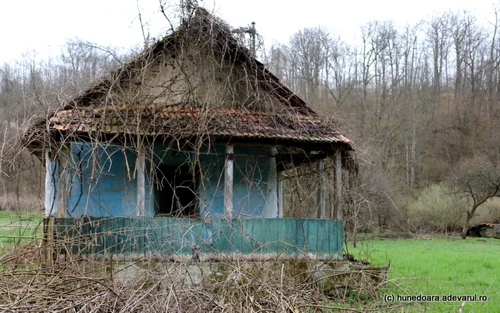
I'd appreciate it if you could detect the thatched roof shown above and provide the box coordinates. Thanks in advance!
[24,7,352,153]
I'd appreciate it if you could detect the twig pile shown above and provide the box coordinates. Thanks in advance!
[0,245,411,313]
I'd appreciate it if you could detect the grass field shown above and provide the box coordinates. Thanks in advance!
[347,235,500,312]
[0,210,43,250]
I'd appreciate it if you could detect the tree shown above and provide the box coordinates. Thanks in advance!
[451,155,500,239]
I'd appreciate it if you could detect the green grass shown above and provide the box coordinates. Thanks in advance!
[0,211,43,251]
[347,235,500,312]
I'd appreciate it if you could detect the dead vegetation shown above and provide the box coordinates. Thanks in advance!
[0,244,406,313]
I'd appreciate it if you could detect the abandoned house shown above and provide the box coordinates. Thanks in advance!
[24,8,354,262]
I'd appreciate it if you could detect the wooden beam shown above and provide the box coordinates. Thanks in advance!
[57,146,68,218]
[278,171,283,218]
[317,158,326,219]
[264,147,278,218]
[44,149,57,218]
[336,150,343,221]
[43,217,54,268]
[224,145,234,218]
[136,148,145,217]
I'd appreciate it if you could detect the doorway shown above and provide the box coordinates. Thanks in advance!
[156,165,197,217]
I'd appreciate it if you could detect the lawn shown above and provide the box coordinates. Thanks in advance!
[0,210,43,250]
[347,235,500,312]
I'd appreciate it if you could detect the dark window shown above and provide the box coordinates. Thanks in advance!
[156,165,197,217]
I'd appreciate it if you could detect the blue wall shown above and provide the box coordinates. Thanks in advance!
[196,145,275,218]
[60,142,276,218]
[66,142,155,216]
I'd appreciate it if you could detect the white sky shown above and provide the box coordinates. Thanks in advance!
[0,0,498,64]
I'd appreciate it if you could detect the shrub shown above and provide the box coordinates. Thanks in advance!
[407,184,464,233]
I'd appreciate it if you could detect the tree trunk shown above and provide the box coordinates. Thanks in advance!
[461,212,472,239]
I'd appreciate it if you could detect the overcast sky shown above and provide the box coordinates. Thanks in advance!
[0,0,498,64]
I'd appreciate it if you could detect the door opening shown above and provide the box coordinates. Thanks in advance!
[156,165,197,217]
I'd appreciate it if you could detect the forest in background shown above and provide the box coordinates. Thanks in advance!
[2,7,500,236]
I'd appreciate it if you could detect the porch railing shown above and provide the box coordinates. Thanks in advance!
[43,217,343,263]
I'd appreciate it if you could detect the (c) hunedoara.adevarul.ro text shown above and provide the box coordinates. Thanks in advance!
[384,294,488,302]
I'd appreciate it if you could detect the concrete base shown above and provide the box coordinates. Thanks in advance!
[77,260,388,292]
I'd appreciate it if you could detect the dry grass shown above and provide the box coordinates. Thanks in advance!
[0,242,408,313]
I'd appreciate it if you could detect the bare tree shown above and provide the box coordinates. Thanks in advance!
[451,155,500,239]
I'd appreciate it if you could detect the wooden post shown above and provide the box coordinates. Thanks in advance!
[57,146,68,218]
[224,145,234,218]
[136,148,145,217]
[317,158,326,219]
[43,217,55,268]
[335,150,343,221]
[278,171,283,218]
[264,147,278,218]
[44,149,57,218]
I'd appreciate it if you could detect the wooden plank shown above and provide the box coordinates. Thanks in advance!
[44,150,57,217]
[169,218,182,255]
[249,219,268,255]
[162,217,174,255]
[57,146,68,218]
[230,219,243,254]
[114,217,124,255]
[136,148,145,217]
[178,218,191,256]
[283,218,298,256]
[316,219,329,257]
[43,217,54,268]
[135,218,146,255]
[180,218,195,256]
[213,219,232,255]
[335,150,343,221]
[295,219,305,255]
[200,220,212,254]
[101,218,109,256]
[317,159,326,219]
[147,218,161,255]
[156,217,166,255]
[278,172,283,218]
[224,145,234,218]
[304,220,319,258]
[335,220,343,257]
[121,218,132,256]
[274,218,286,256]
[239,219,253,254]
[102,217,113,255]
[264,148,278,218]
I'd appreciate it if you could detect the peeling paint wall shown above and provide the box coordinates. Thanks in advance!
[55,142,277,218]
[196,145,277,218]
[65,142,154,217]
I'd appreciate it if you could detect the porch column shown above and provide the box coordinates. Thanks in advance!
[44,149,57,217]
[57,146,69,218]
[317,158,326,219]
[335,150,343,221]
[224,145,234,218]
[264,147,278,218]
[278,171,283,218]
[136,148,145,217]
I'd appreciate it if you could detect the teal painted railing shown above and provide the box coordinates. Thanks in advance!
[51,217,343,260]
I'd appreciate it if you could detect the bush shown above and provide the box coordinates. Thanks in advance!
[470,197,500,225]
[407,184,464,233]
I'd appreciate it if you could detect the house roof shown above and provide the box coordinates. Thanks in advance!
[47,103,350,145]
[24,7,352,152]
